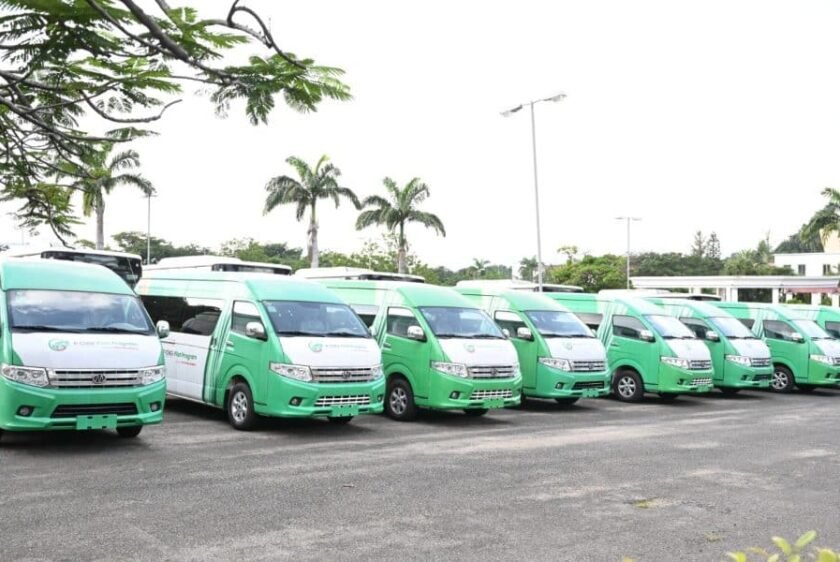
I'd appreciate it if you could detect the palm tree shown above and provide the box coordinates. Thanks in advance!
[803,188,840,245]
[355,177,446,274]
[67,145,154,250]
[472,258,489,279]
[264,155,360,268]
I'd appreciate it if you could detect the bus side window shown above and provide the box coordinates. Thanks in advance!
[612,315,646,339]
[738,318,755,329]
[231,301,264,335]
[825,321,840,339]
[576,313,603,331]
[141,295,223,336]
[494,311,525,336]
[680,317,709,339]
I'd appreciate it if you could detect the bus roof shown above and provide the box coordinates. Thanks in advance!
[456,287,568,311]
[1,245,141,260]
[395,283,476,308]
[455,279,583,292]
[600,289,721,301]
[650,298,736,318]
[295,267,425,283]
[0,258,133,294]
[149,255,292,273]
[140,270,343,303]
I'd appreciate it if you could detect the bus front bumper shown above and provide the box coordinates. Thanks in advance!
[805,361,840,386]
[0,377,166,432]
[530,363,610,399]
[655,365,715,395]
[421,372,523,411]
[259,376,386,418]
[719,363,772,389]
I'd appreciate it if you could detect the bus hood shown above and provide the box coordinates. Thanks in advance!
[11,332,161,369]
[816,339,840,358]
[664,339,712,361]
[545,337,607,362]
[438,339,518,366]
[280,337,381,367]
[730,338,771,359]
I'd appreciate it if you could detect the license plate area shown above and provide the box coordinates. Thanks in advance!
[482,399,505,409]
[329,405,359,417]
[76,414,118,430]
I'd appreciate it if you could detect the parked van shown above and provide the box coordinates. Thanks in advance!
[786,304,840,339]
[136,271,385,429]
[149,255,292,275]
[456,287,609,404]
[321,280,522,420]
[714,302,840,392]
[649,299,772,394]
[0,259,167,439]
[586,295,715,401]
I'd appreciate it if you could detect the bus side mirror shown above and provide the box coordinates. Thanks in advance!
[790,332,804,343]
[407,325,426,341]
[706,331,720,342]
[156,320,170,339]
[639,330,655,343]
[245,322,267,341]
[516,327,534,341]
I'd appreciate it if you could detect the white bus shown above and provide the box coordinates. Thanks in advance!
[1,246,143,288]
[147,255,292,276]
[295,266,425,283]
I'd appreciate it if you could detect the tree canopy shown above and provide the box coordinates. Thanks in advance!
[0,0,350,236]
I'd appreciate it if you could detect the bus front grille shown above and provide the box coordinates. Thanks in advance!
[751,358,771,368]
[689,360,712,371]
[571,361,606,372]
[468,365,517,379]
[690,378,713,387]
[311,367,377,383]
[50,369,142,388]
[314,395,371,407]
[52,403,138,418]
[572,381,606,390]
[469,389,513,400]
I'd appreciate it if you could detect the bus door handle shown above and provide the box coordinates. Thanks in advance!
[382,343,392,350]
[226,341,235,349]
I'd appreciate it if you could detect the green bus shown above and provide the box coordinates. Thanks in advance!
[714,302,840,392]
[0,259,167,440]
[649,299,772,394]
[456,287,609,404]
[321,280,523,420]
[136,271,385,429]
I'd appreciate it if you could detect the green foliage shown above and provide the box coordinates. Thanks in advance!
[633,252,723,277]
[726,531,837,562]
[802,189,840,246]
[112,230,209,263]
[356,177,446,274]
[0,0,350,236]
[547,254,626,292]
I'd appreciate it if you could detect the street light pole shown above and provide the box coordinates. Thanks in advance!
[146,192,152,265]
[616,216,641,288]
[502,92,567,292]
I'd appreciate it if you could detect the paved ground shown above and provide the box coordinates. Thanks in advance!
[1,388,839,561]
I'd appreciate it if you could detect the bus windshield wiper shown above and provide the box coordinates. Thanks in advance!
[12,325,83,333]
[276,330,326,337]
[434,333,463,339]
[541,333,589,338]
[325,331,368,338]
[84,327,150,334]
[466,334,505,339]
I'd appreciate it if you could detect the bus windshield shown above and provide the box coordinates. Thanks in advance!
[793,320,832,340]
[708,316,756,339]
[264,301,370,338]
[525,310,593,338]
[645,315,696,339]
[419,307,505,339]
[8,290,154,334]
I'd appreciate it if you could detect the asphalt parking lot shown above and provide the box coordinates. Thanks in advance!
[2,389,839,562]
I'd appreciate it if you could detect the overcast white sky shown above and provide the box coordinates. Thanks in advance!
[3,0,840,268]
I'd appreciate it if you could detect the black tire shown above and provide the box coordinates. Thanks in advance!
[658,393,679,403]
[719,387,741,396]
[518,393,529,408]
[327,416,354,425]
[227,381,258,430]
[463,408,489,417]
[797,383,816,393]
[385,378,418,421]
[555,398,580,405]
[771,366,795,393]
[613,370,644,402]
[116,425,142,438]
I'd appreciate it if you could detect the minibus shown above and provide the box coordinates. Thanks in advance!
[714,302,840,392]
[149,255,292,275]
[456,287,609,404]
[3,245,144,287]
[0,259,167,439]
[320,280,522,420]
[136,271,385,429]
[787,304,840,339]
[544,293,612,333]
[649,299,772,394]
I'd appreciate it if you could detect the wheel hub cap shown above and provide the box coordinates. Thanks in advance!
[390,387,407,415]
[231,391,248,423]
[617,376,636,398]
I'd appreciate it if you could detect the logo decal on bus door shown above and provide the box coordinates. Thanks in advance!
[48,339,69,352]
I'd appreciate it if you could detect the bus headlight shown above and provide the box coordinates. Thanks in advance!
[431,361,469,378]
[371,364,384,380]
[661,357,690,370]
[270,363,313,382]
[139,366,166,385]
[539,357,573,372]
[811,355,835,366]
[725,355,752,367]
[1,364,49,387]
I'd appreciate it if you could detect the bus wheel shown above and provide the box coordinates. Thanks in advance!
[555,398,579,406]
[385,378,417,421]
[116,426,142,438]
[327,416,354,425]
[719,387,740,396]
[771,366,795,393]
[614,370,644,402]
[227,381,258,430]
[463,408,488,417]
